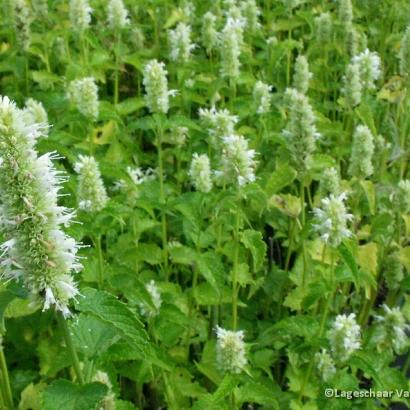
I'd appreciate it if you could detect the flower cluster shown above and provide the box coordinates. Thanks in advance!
[189,153,213,193]
[253,81,272,114]
[13,0,33,51]
[69,0,92,33]
[315,12,332,44]
[320,167,341,196]
[143,60,176,115]
[23,99,49,134]
[215,326,247,374]
[374,305,409,354]
[282,88,320,174]
[328,313,361,361]
[293,55,312,94]
[107,0,129,31]
[168,22,196,63]
[218,134,257,186]
[315,349,336,382]
[313,192,353,247]
[219,17,245,80]
[352,49,382,91]
[74,155,108,213]
[348,124,374,179]
[399,26,410,76]
[241,0,261,33]
[198,107,239,141]
[32,0,48,18]
[67,77,99,120]
[202,11,218,53]
[342,61,363,107]
[0,96,81,317]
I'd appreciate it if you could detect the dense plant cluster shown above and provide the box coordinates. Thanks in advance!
[0,0,410,409]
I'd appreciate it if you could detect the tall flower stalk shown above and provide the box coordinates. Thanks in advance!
[0,96,84,384]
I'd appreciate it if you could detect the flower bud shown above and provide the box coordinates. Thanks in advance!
[67,77,99,120]
[107,0,130,31]
[348,124,374,179]
[189,153,213,193]
[293,55,312,94]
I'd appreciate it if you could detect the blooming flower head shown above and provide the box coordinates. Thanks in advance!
[69,0,92,33]
[328,313,361,361]
[338,0,353,25]
[202,11,218,53]
[241,0,261,33]
[374,305,409,354]
[315,349,336,382]
[107,0,129,30]
[315,12,332,44]
[189,153,213,193]
[67,77,99,120]
[253,81,272,114]
[13,0,33,51]
[396,180,410,214]
[215,326,247,374]
[320,167,341,196]
[168,22,195,63]
[143,60,176,114]
[293,55,312,94]
[313,192,353,247]
[218,134,257,186]
[219,17,245,80]
[352,49,381,91]
[198,106,239,142]
[140,280,162,318]
[348,124,374,179]
[74,155,108,213]
[342,61,362,107]
[0,96,81,317]
[282,88,320,174]
[23,99,49,134]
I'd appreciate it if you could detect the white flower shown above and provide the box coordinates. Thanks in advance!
[348,124,374,179]
[215,326,247,374]
[219,134,257,186]
[328,313,361,361]
[198,107,239,141]
[293,55,312,94]
[253,81,272,114]
[74,155,108,213]
[0,96,81,316]
[352,49,381,91]
[315,349,336,382]
[143,60,174,114]
[313,192,353,247]
[189,153,213,193]
[107,0,129,30]
[23,99,49,135]
[69,0,92,33]
[168,22,195,62]
[67,77,99,120]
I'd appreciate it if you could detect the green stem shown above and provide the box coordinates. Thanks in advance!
[157,121,168,279]
[57,312,84,385]
[232,199,241,331]
[0,342,13,410]
[95,235,104,290]
[114,34,121,106]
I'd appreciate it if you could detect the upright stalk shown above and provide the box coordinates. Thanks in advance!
[114,34,121,106]
[232,197,241,330]
[0,340,13,410]
[57,312,84,385]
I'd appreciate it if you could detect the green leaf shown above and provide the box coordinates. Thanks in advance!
[42,380,107,410]
[0,290,17,333]
[75,288,165,368]
[268,194,301,218]
[338,242,359,285]
[359,180,376,215]
[197,252,224,294]
[265,163,297,195]
[241,229,267,271]
[70,314,120,359]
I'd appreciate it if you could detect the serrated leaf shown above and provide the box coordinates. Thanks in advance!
[265,163,297,195]
[241,229,267,271]
[338,242,359,286]
[70,314,120,359]
[74,288,164,368]
[359,180,376,215]
[42,380,107,410]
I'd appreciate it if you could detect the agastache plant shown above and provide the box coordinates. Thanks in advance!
[0,96,81,317]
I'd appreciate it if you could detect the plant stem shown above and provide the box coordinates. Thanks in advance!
[232,198,241,331]
[57,312,84,385]
[0,342,13,410]
[156,120,168,279]
[114,34,121,106]
[95,235,104,290]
